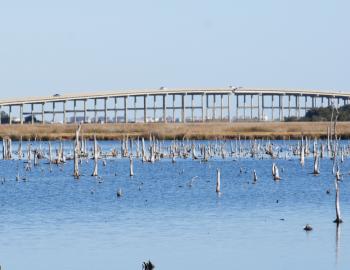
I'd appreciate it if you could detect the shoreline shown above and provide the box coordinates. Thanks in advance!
[0,122,349,141]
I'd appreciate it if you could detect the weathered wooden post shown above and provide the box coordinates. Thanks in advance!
[141,137,146,162]
[253,170,258,182]
[2,137,12,160]
[73,125,82,179]
[18,137,23,160]
[92,134,98,176]
[313,152,320,175]
[34,149,39,166]
[334,173,343,224]
[216,168,221,193]
[48,142,52,163]
[27,143,32,162]
[300,145,305,166]
[272,163,281,181]
[130,154,134,176]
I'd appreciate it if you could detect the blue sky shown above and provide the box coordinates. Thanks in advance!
[0,0,349,98]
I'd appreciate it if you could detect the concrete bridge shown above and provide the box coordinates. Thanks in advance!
[0,87,349,124]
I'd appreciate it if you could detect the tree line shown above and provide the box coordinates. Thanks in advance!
[285,104,350,122]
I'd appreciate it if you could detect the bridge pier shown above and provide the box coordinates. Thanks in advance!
[144,95,147,123]
[243,94,246,120]
[53,102,56,123]
[181,94,185,123]
[63,101,66,124]
[41,103,45,124]
[9,105,12,125]
[31,104,34,124]
[20,105,23,124]
[104,97,108,123]
[279,95,284,121]
[124,96,128,123]
[163,94,166,123]
[84,99,87,123]
[74,100,77,123]
[228,94,231,122]
[172,95,175,122]
[257,94,261,121]
[201,94,205,122]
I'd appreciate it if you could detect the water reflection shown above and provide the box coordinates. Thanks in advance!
[335,223,341,266]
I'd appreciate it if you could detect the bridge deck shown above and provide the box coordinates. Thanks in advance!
[0,87,349,106]
[0,87,349,124]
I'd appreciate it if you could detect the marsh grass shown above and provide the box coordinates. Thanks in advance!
[0,122,350,140]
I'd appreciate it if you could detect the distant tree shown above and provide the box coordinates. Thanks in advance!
[0,111,9,124]
[304,107,332,121]
[283,104,350,122]
[303,105,350,121]
[284,116,299,122]
[24,115,39,123]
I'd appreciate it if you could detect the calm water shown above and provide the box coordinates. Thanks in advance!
[0,140,349,270]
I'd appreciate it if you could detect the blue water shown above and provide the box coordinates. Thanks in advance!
[0,140,349,270]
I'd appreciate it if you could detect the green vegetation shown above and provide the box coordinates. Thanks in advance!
[285,105,350,122]
[0,111,9,124]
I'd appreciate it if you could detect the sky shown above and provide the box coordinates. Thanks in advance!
[0,0,349,99]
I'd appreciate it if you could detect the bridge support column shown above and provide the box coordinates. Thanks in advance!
[202,93,205,122]
[31,104,34,124]
[74,100,77,124]
[84,99,87,123]
[181,94,186,123]
[191,94,195,122]
[41,103,45,124]
[153,95,156,122]
[279,95,284,121]
[257,94,261,121]
[114,97,118,123]
[172,95,175,122]
[124,96,128,123]
[235,94,239,121]
[243,94,246,121]
[297,95,300,119]
[228,93,231,122]
[63,101,66,124]
[220,94,223,121]
[163,94,167,123]
[134,96,137,123]
[144,95,147,123]
[213,95,216,120]
[262,95,265,121]
[206,94,209,121]
[271,95,274,121]
[288,95,291,117]
[9,106,12,125]
[250,95,253,120]
[104,97,108,123]
[20,105,23,124]
[94,99,98,123]
[53,102,56,123]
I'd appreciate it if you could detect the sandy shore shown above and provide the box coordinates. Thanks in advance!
[0,122,349,140]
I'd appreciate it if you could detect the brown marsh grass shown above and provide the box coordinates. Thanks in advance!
[0,122,349,140]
